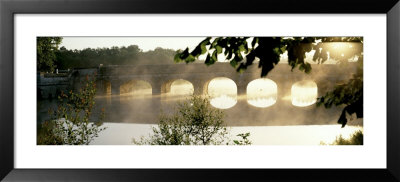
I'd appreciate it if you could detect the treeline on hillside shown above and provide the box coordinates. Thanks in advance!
[55,46,179,69]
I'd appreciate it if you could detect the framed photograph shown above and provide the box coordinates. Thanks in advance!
[1,0,399,181]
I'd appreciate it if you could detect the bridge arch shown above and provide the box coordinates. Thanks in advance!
[162,79,194,96]
[247,78,278,108]
[97,80,111,95]
[291,80,318,107]
[207,77,238,109]
[119,79,152,96]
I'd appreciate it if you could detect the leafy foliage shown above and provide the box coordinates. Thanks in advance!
[37,37,63,72]
[37,75,106,145]
[174,37,316,77]
[133,95,251,145]
[315,38,363,127]
[55,46,177,69]
[175,37,363,127]
[321,130,363,145]
[333,130,363,145]
[233,132,252,145]
[37,120,64,145]
[317,62,363,127]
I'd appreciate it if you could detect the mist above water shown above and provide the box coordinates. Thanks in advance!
[38,75,361,127]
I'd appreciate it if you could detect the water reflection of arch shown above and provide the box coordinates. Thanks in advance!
[246,78,278,108]
[206,77,238,109]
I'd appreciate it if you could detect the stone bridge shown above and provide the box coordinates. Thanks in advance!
[96,62,357,98]
[38,62,361,126]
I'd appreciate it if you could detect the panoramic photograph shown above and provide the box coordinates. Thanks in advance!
[36,37,363,145]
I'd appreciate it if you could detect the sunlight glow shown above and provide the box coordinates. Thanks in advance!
[291,80,318,107]
[325,42,360,61]
[330,42,352,52]
[208,77,237,109]
[170,79,194,96]
[247,78,277,108]
[120,80,152,96]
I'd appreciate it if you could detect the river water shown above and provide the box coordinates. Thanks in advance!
[37,80,363,145]
[90,123,362,145]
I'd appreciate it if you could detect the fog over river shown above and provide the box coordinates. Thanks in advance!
[37,78,362,145]
[39,78,362,125]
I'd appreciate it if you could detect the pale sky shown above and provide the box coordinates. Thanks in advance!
[60,37,206,51]
[59,37,343,64]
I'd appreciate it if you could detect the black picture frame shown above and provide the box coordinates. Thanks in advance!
[1,0,399,181]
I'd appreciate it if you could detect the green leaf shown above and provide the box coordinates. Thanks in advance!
[230,59,238,68]
[280,46,286,53]
[211,37,220,47]
[211,50,218,62]
[185,54,196,63]
[244,41,249,53]
[205,53,216,66]
[304,63,312,73]
[174,52,183,63]
[179,48,189,59]
[200,37,211,54]
[238,44,245,52]
[299,64,305,71]
[235,51,243,60]
[216,45,222,54]
[204,54,214,65]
